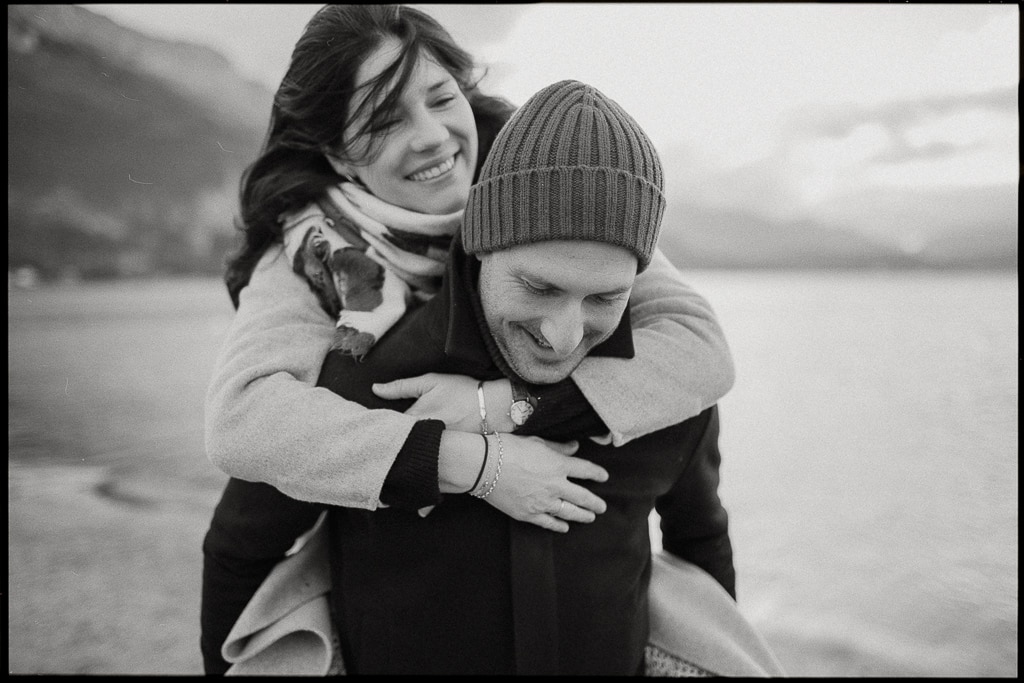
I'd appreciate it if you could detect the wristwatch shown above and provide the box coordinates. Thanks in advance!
[509,381,538,427]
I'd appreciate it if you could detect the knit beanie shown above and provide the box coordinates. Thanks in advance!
[463,79,665,271]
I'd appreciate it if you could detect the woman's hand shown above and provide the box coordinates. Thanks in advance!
[437,430,608,533]
[372,373,514,433]
[485,434,609,533]
[385,374,610,532]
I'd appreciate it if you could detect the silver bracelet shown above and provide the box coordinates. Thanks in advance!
[476,380,492,435]
[473,432,503,499]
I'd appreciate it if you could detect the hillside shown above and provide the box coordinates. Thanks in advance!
[654,148,1018,271]
[8,5,271,280]
[659,202,915,270]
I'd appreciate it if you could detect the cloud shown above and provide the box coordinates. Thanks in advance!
[870,141,962,165]
[664,82,1018,229]
[744,84,1018,216]
[786,86,1017,141]
[412,4,530,54]
[871,104,1017,173]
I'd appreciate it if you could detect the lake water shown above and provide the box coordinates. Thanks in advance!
[7,270,1018,676]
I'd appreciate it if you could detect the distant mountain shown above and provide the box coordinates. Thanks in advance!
[657,198,1018,271]
[810,183,1018,269]
[8,5,272,280]
[656,158,1017,271]
[658,202,920,270]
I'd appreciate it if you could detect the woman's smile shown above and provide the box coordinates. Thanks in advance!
[407,153,457,182]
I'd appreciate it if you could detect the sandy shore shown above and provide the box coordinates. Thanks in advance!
[8,462,227,674]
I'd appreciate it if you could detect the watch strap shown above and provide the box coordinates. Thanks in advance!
[510,381,537,409]
[509,381,537,427]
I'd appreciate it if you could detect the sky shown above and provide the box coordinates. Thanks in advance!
[81,3,1018,241]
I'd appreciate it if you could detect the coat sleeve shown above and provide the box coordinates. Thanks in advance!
[571,247,735,446]
[655,406,736,599]
[204,244,422,509]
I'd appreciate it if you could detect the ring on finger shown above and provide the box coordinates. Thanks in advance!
[557,500,566,516]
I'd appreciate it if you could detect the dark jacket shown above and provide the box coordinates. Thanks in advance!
[201,238,733,675]
[316,240,733,675]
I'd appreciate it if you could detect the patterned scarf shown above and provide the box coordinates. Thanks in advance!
[281,181,462,359]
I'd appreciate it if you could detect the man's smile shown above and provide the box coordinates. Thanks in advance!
[519,324,553,351]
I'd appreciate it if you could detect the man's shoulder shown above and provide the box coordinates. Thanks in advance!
[618,406,717,453]
[577,406,719,486]
[317,297,454,399]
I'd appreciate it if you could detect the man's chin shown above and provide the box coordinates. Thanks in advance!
[508,353,581,385]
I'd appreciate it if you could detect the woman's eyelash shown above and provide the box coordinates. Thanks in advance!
[372,119,401,132]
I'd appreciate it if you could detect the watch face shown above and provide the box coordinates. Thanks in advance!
[510,400,534,426]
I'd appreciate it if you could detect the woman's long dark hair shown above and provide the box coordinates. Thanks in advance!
[225,4,515,308]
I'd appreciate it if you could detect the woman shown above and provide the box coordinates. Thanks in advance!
[206,2,733,528]
[202,4,737,674]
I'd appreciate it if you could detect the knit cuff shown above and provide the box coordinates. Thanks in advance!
[380,419,445,510]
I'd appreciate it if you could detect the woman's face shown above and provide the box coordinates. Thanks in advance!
[328,37,478,215]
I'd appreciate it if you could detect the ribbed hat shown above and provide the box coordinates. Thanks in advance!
[463,80,665,271]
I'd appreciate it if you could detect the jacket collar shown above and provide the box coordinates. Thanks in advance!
[440,235,635,383]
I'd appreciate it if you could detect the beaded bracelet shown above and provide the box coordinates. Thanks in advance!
[467,433,489,494]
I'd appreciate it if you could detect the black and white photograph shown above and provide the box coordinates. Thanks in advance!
[8,3,1017,676]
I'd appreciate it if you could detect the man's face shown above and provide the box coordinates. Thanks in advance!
[478,240,637,384]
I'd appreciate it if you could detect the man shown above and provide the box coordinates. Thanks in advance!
[203,80,735,675]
